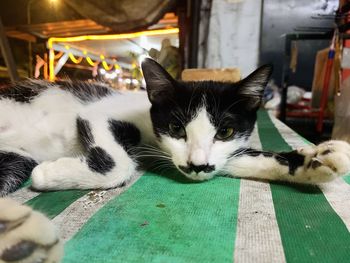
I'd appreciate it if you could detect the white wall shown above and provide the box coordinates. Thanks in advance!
[204,0,262,77]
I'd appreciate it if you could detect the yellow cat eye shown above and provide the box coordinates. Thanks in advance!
[169,123,186,138]
[215,127,234,140]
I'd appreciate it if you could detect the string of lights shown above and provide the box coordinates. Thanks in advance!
[47,27,179,81]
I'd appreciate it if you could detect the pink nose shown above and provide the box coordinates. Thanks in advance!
[190,149,207,166]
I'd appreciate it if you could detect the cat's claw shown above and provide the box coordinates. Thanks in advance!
[0,198,63,263]
[298,140,350,183]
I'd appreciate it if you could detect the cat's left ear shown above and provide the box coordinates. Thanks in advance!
[141,58,175,104]
[237,64,273,110]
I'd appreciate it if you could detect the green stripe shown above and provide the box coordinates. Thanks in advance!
[25,190,88,219]
[20,178,32,188]
[257,110,350,263]
[344,176,350,184]
[64,171,240,263]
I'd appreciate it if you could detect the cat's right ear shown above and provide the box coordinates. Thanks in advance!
[141,58,175,104]
[236,64,273,110]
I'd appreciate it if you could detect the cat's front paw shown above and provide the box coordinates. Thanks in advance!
[298,140,350,183]
[0,198,63,263]
[31,158,80,190]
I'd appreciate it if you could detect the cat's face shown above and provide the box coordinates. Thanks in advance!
[142,58,272,181]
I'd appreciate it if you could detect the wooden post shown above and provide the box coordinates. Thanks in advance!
[0,17,19,82]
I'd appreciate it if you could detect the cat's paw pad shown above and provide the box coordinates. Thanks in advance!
[0,198,63,263]
[298,140,350,183]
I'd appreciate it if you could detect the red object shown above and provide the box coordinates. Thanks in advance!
[316,48,335,132]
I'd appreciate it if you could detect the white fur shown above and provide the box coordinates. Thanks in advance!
[158,107,249,180]
[0,89,155,160]
[0,89,155,190]
[0,89,81,161]
[31,117,137,190]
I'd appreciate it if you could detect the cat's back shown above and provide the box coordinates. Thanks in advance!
[0,80,117,161]
[0,79,114,103]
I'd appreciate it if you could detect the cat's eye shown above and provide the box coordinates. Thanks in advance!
[215,127,234,140]
[169,123,186,138]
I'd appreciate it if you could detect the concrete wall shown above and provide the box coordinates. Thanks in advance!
[203,0,262,77]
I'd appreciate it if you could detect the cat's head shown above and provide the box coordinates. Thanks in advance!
[141,58,272,181]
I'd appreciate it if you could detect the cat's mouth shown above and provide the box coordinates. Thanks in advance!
[177,164,216,181]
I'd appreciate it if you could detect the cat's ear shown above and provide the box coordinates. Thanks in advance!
[141,58,175,104]
[237,64,273,110]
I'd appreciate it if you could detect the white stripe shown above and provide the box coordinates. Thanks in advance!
[234,126,286,263]
[318,179,350,231]
[8,186,40,203]
[270,113,350,232]
[52,173,142,242]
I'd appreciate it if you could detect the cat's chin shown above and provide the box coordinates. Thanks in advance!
[177,169,215,181]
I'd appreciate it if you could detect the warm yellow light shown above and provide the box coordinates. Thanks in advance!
[86,56,98,67]
[48,28,179,49]
[102,61,113,71]
[47,28,179,81]
[69,53,83,64]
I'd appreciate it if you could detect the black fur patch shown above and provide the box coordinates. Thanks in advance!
[1,241,37,262]
[311,159,322,169]
[275,155,289,166]
[56,80,113,102]
[189,163,215,173]
[0,82,44,103]
[246,150,261,157]
[108,119,141,151]
[321,149,332,155]
[276,151,305,175]
[86,147,115,174]
[77,117,94,150]
[0,152,37,196]
[262,152,274,157]
[77,118,116,174]
[0,79,114,104]
[179,164,215,174]
[230,148,274,158]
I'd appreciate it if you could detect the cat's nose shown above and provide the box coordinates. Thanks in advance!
[189,163,215,174]
[190,149,207,166]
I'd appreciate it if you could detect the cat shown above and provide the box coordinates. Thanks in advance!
[0,58,350,262]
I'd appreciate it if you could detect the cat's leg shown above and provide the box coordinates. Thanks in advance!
[0,149,37,196]
[0,198,63,263]
[31,117,140,191]
[224,140,350,184]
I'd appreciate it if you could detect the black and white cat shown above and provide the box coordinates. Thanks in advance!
[1,58,350,263]
[0,58,349,196]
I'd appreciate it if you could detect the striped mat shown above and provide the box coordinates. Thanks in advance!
[9,110,350,263]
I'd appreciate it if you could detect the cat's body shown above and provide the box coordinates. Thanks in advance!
[0,58,349,197]
[0,81,154,161]
[1,59,350,263]
[0,80,157,193]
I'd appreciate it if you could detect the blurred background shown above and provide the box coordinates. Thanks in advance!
[1,0,350,143]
